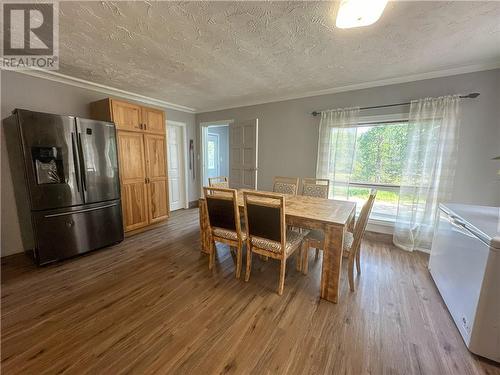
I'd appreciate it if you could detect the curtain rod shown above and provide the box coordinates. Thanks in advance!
[311,92,480,117]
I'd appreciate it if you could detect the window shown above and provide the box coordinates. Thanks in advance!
[207,140,216,169]
[330,117,409,222]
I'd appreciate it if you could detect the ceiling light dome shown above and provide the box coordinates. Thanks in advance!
[336,0,388,29]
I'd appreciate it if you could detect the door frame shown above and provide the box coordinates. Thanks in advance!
[167,120,189,210]
[199,119,234,194]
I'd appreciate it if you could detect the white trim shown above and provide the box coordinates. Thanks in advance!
[14,68,196,114]
[199,120,234,194]
[167,120,190,210]
[358,113,409,125]
[197,62,500,113]
[367,219,394,236]
[200,119,235,127]
[8,62,498,115]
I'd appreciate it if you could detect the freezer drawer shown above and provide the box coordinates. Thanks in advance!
[32,200,124,265]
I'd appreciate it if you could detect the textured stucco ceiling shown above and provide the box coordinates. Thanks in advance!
[58,1,500,112]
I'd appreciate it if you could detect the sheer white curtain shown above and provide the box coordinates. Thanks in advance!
[316,107,360,198]
[394,96,461,251]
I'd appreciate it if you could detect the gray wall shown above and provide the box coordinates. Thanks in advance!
[2,69,499,256]
[207,125,229,177]
[197,69,500,206]
[1,70,198,256]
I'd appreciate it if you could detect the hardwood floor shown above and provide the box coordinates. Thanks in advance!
[1,209,499,374]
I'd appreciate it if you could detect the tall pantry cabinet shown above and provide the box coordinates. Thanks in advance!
[90,98,169,233]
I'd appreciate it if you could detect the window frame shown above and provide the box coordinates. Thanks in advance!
[334,112,410,225]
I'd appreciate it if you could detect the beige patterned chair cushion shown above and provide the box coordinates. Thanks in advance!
[302,184,328,198]
[306,230,354,251]
[213,227,246,241]
[273,182,297,195]
[251,229,304,255]
[211,181,229,188]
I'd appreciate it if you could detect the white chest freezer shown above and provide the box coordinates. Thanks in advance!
[429,203,500,362]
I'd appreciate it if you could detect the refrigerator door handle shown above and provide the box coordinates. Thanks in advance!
[77,133,87,191]
[43,202,120,218]
[71,132,80,192]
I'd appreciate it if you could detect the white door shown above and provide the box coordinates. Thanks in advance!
[167,124,187,211]
[229,119,258,189]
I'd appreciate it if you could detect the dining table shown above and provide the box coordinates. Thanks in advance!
[198,189,356,303]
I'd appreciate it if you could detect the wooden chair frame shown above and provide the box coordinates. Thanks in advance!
[302,190,377,292]
[243,191,304,295]
[272,176,300,195]
[301,178,330,198]
[203,186,244,278]
[208,176,229,188]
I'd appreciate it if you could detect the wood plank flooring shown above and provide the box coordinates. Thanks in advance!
[1,208,499,374]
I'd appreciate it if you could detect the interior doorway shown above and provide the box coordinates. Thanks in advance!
[200,121,231,190]
[167,120,189,211]
[200,119,259,192]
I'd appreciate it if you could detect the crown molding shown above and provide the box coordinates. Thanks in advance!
[196,61,500,113]
[9,68,197,114]
[5,61,499,115]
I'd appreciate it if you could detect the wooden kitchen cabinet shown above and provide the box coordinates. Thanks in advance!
[112,100,142,132]
[142,107,165,134]
[90,98,169,233]
[144,134,169,223]
[117,131,149,231]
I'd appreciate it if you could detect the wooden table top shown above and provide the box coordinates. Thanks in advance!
[201,189,356,227]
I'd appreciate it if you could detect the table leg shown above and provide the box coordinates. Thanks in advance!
[320,224,345,303]
[199,200,211,254]
[348,212,356,233]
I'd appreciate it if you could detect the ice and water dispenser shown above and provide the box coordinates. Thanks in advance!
[31,146,64,184]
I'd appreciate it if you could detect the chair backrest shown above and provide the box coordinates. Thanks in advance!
[203,186,242,239]
[208,176,229,188]
[301,178,330,198]
[243,191,286,249]
[273,176,299,195]
[350,190,377,257]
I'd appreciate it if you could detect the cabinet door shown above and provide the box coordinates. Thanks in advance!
[112,100,142,132]
[117,131,149,231]
[148,180,169,223]
[142,107,165,135]
[144,134,169,222]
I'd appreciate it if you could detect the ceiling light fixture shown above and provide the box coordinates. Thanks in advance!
[335,0,388,29]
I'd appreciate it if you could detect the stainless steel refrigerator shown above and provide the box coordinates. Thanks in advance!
[4,109,124,265]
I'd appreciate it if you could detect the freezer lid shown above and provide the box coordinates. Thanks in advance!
[75,118,120,204]
[440,203,500,250]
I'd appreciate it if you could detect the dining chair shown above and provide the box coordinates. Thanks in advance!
[301,178,330,198]
[273,176,300,195]
[243,191,306,295]
[302,190,377,292]
[208,176,229,188]
[203,186,245,278]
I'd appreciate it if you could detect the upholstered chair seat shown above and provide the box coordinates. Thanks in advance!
[251,229,304,255]
[213,227,247,241]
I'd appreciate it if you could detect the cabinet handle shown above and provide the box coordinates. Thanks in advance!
[139,123,143,129]
[144,123,147,130]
